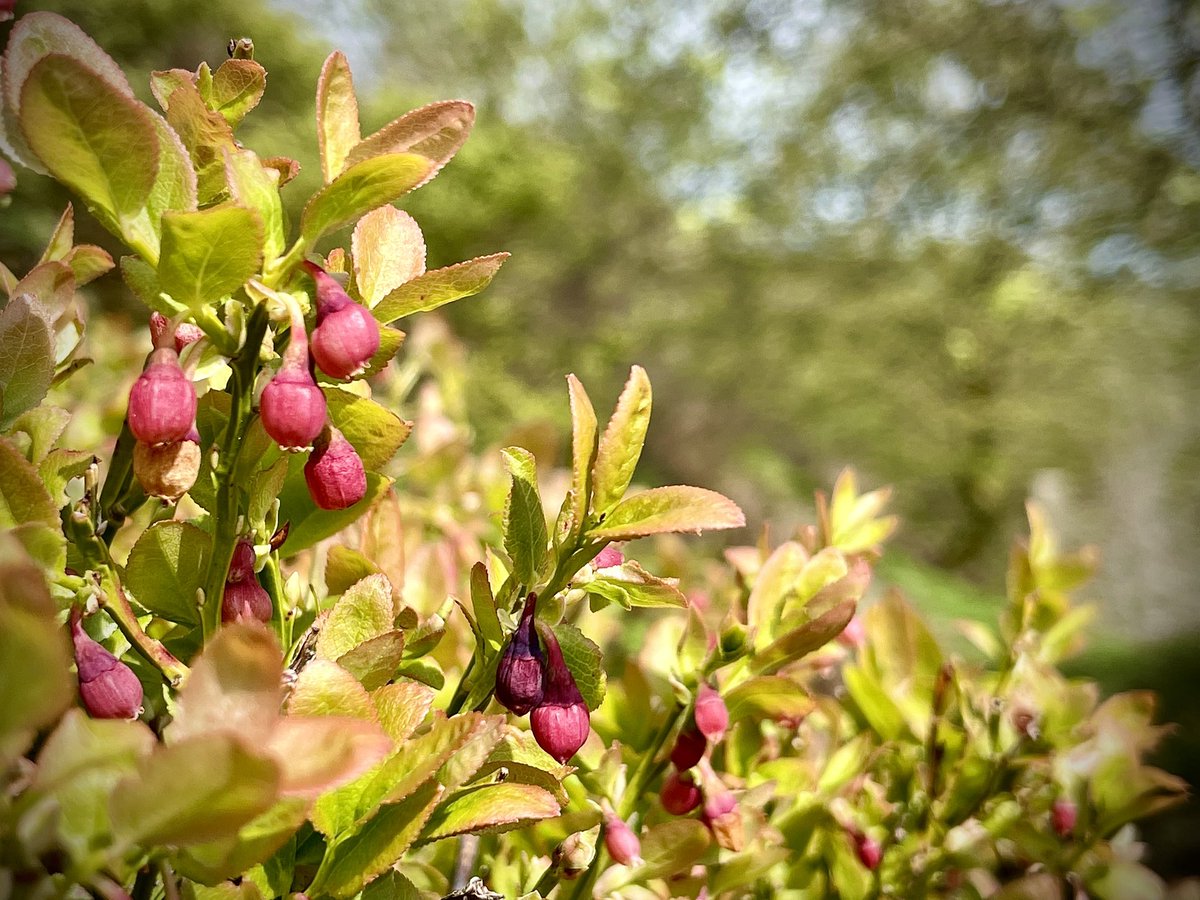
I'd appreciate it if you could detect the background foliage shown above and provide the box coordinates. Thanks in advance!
[2,0,1197,879]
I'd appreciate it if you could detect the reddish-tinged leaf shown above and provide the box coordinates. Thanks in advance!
[588,485,744,542]
[372,681,435,743]
[287,659,377,721]
[266,716,392,797]
[352,206,425,307]
[301,153,433,246]
[168,624,282,745]
[344,99,474,181]
[419,782,559,843]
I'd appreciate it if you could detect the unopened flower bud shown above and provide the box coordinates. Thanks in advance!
[304,426,367,510]
[149,312,204,354]
[670,726,707,770]
[304,261,381,379]
[227,539,256,583]
[128,347,196,444]
[593,544,624,569]
[553,830,597,879]
[694,682,728,743]
[851,830,882,870]
[660,769,702,815]
[604,813,642,866]
[530,625,591,763]
[260,308,327,451]
[1051,798,1076,837]
[70,609,142,720]
[133,426,200,500]
[221,573,272,624]
[495,593,545,715]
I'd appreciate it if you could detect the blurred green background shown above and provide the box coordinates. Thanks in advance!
[2,0,1197,877]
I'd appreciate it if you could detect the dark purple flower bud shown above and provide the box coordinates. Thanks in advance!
[604,813,642,866]
[530,626,590,763]
[221,573,272,624]
[853,832,882,870]
[670,725,707,770]
[660,769,702,815]
[70,609,142,720]
[260,307,327,451]
[303,261,381,380]
[148,312,204,354]
[128,347,196,445]
[495,593,545,716]
[1051,798,1077,837]
[304,426,367,510]
[227,538,257,583]
[593,544,624,569]
[694,682,728,743]
[132,425,200,501]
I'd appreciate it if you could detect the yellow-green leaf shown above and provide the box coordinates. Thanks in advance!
[159,206,264,309]
[301,153,433,247]
[352,205,425,307]
[591,365,651,516]
[588,485,744,542]
[316,51,360,183]
[344,99,474,180]
[316,573,394,661]
[419,782,559,843]
[371,252,508,324]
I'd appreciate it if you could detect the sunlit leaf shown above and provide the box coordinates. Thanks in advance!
[549,622,606,711]
[316,51,360,183]
[0,294,54,430]
[300,153,433,247]
[345,99,474,180]
[420,782,559,842]
[588,485,744,542]
[591,365,651,516]
[371,252,508,323]
[159,206,264,309]
[316,573,394,661]
[352,205,425,307]
[287,659,376,721]
[210,59,266,127]
[501,446,547,586]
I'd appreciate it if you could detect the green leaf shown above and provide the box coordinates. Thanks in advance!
[11,404,69,464]
[210,59,266,127]
[316,51,361,183]
[161,77,237,205]
[168,625,282,745]
[224,147,286,261]
[371,252,509,324]
[351,205,425,307]
[337,631,406,690]
[0,294,54,430]
[172,797,308,886]
[469,561,503,649]
[121,255,180,316]
[300,153,433,247]
[419,782,559,843]
[159,206,264,309]
[316,573,395,661]
[319,779,441,899]
[360,871,421,900]
[110,734,281,846]
[323,386,412,470]
[841,661,908,741]
[625,819,711,884]
[587,485,745,542]
[591,365,652,516]
[345,99,474,179]
[325,546,384,596]
[31,710,156,859]
[501,447,547,586]
[550,623,606,711]
[723,675,814,723]
[286,659,376,721]
[0,436,57,528]
[746,542,808,650]
[5,12,133,115]
[277,467,392,557]
[124,521,210,626]
[751,598,857,676]
[566,374,598,536]
[144,109,200,240]
[0,580,72,744]
[588,561,687,609]
[39,205,75,263]
[311,712,482,838]
[372,681,435,743]
[19,54,158,247]
[64,245,115,287]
